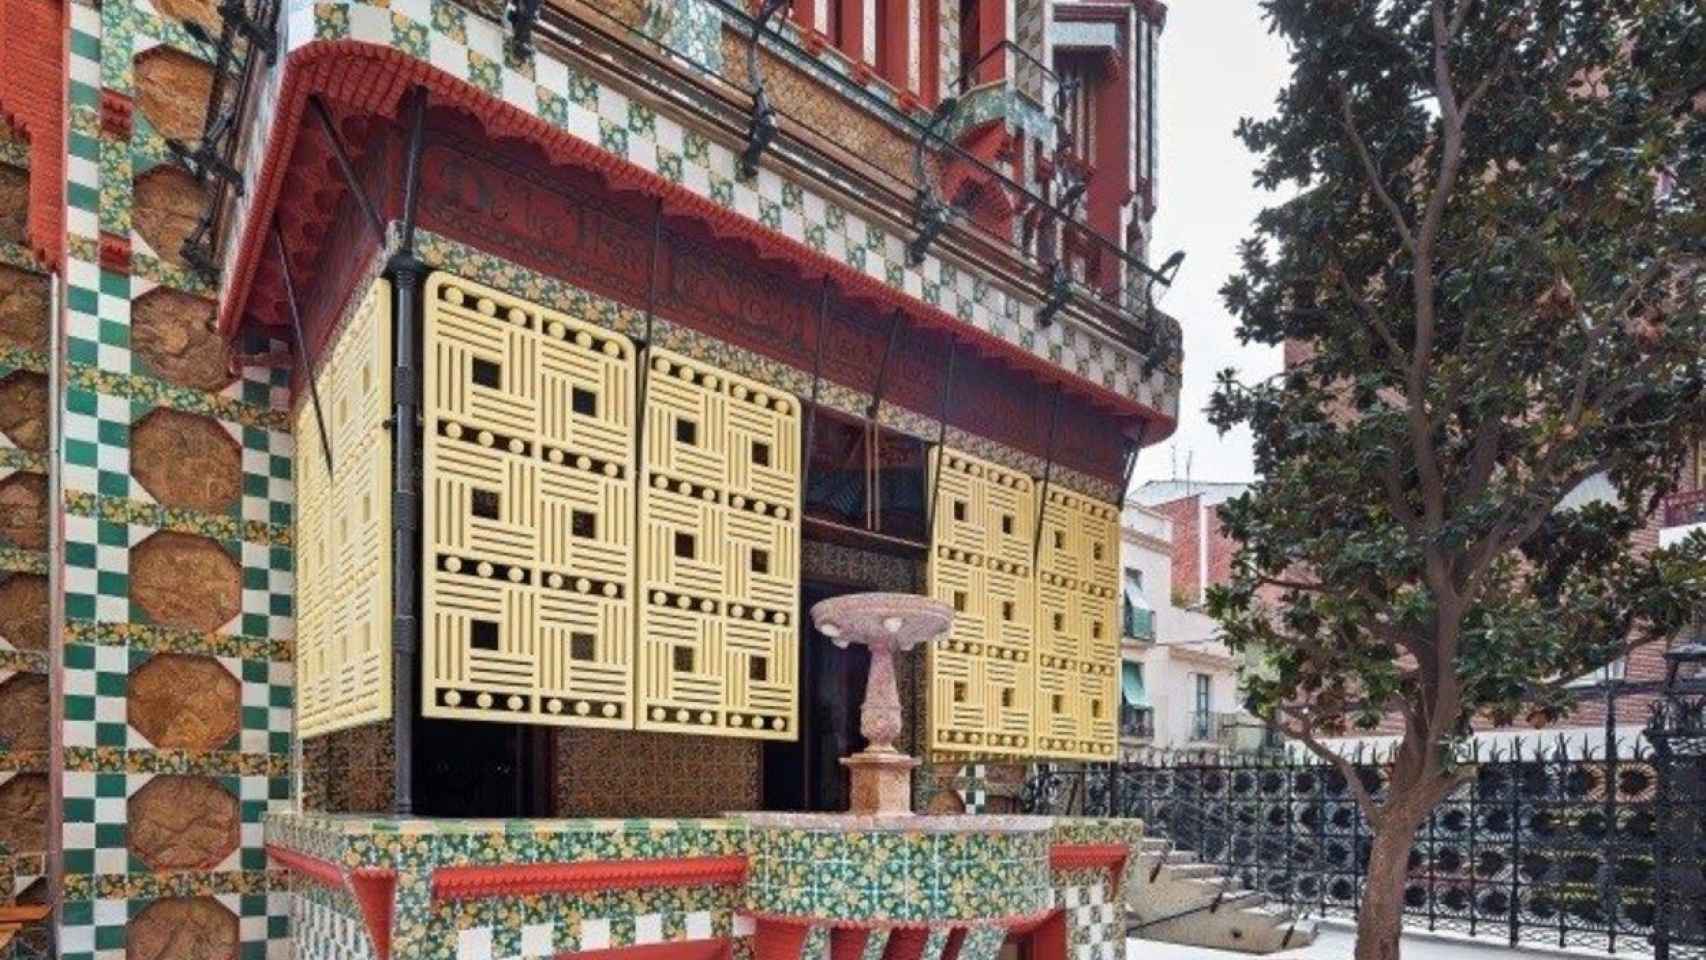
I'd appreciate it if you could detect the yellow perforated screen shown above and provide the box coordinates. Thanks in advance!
[636,348,801,740]
[1033,487,1120,759]
[925,448,1036,757]
[295,278,393,738]
[421,273,639,727]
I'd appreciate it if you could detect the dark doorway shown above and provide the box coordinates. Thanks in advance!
[763,578,872,812]
[411,711,553,817]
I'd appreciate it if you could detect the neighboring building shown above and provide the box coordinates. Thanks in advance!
[0,0,1187,956]
[1120,491,1276,760]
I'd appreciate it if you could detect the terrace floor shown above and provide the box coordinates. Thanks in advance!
[1132,922,1635,960]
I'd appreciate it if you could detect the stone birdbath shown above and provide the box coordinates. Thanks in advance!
[810,592,953,816]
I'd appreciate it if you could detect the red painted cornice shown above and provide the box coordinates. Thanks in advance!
[431,855,749,901]
[220,39,1174,431]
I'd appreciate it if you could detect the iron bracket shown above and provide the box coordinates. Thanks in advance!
[905,96,962,267]
[740,0,792,179]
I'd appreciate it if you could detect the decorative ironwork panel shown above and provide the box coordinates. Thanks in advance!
[926,448,1036,758]
[637,348,800,740]
[1023,731,1693,958]
[421,272,637,727]
[296,278,392,737]
[1031,488,1120,760]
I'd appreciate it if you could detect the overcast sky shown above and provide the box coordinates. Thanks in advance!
[1134,3,1293,487]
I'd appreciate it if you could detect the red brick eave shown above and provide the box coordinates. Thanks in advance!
[219,39,1177,433]
[0,0,67,271]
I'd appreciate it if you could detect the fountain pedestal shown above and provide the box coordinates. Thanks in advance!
[810,592,952,816]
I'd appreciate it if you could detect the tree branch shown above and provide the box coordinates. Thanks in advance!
[1334,86,1417,257]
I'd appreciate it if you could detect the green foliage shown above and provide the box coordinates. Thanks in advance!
[1210,0,1706,768]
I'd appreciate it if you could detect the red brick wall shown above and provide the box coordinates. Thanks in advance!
[1154,495,1200,606]
[1203,507,1239,594]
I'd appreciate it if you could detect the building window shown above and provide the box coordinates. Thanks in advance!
[1191,673,1211,740]
[1122,568,1152,639]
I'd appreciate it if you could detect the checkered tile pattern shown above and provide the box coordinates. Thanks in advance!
[1061,882,1120,960]
[450,909,732,960]
[293,892,377,960]
[956,763,989,814]
[55,0,296,957]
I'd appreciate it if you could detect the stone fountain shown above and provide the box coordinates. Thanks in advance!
[809,591,952,815]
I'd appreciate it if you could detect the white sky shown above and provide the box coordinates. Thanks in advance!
[1135,2,1292,487]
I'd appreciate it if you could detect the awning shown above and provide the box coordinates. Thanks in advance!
[1122,661,1149,708]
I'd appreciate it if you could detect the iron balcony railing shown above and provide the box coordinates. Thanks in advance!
[1120,704,1154,740]
[1189,710,1213,741]
[1123,606,1154,641]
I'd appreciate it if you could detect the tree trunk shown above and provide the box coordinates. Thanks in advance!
[1355,813,1426,960]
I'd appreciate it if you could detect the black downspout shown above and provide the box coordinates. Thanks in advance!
[389,85,427,816]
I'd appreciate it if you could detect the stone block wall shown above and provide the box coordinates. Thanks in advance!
[50,0,297,955]
[0,111,54,960]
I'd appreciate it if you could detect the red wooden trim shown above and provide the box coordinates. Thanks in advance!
[1049,843,1130,897]
[216,40,1176,434]
[881,927,929,960]
[829,927,870,960]
[431,855,748,901]
[563,941,731,960]
[267,846,398,960]
[348,869,398,960]
[752,919,810,960]
[741,909,1052,931]
[265,844,348,891]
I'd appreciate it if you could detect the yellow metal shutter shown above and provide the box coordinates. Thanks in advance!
[295,277,392,737]
[636,348,801,739]
[420,272,638,727]
[925,447,1036,757]
[1033,487,1120,759]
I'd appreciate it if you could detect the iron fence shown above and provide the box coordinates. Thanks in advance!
[1024,730,1703,957]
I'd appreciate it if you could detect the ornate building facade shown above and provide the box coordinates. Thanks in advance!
[0,0,1182,957]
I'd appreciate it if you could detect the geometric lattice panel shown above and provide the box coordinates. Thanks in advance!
[1032,487,1119,760]
[925,447,1036,758]
[636,347,799,740]
[421,272,637,727]
[295,277,392,737]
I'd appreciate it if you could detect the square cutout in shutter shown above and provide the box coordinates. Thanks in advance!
[749,657,768,682]
[470,620,500,651]
[471,357,501,388]
[674,646,695,672]
[675,532,696,559]
[572,510,597,538]
[751,549,769,574]
[676,418,698,445]
[752,441,771,467]
[571,387,598,416]
[953,499,967,521]
[1002,514,1014,535]
[471,489,500,520]
[570,633,596,661]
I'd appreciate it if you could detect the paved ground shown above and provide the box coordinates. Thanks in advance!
[1129,924,1610,960]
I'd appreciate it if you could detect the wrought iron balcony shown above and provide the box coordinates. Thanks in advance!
[1664,489,1706,528]
[1120,704,1153,741]
[1661,489,1706,549]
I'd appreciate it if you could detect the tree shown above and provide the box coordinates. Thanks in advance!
[1208,3,1706,958]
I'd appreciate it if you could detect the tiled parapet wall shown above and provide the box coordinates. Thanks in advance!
[265,814,756,960]
[265,813,1144,960]
[221,0,1180,420]
[741,813,1053,926]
